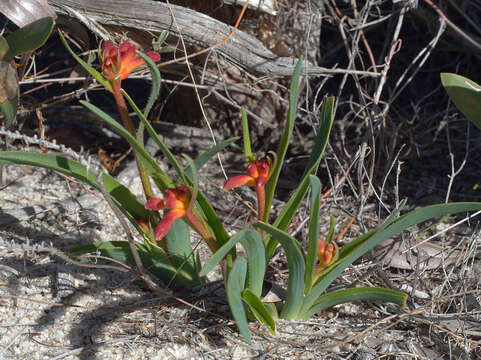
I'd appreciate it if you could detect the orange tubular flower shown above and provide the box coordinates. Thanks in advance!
[145,187,190,241]
[224,159,273,221]
[145,186,217,252]
[317,238,336,267]
[100,40,161,81]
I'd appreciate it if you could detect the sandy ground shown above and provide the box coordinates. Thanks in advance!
[2,161,479,359]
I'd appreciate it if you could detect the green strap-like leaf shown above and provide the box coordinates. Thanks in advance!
[338,199,406,258]
[242,289,276,335]
[80,100,173,189]
[121,91,184,184]
[302,287,408,319]
[59,31,112,92]
[5,17,54,60]
[69,240,201,288]
[164,218,201,287]
[302,201,481,314]
[265,96,334,260]
[264,57,303,220]
[241,107,253,163]
[304,175,321,293]
[441,73,481,131]
[136,50,161,119]
[184,155,199,206]
[226,258,251,342]
[254,222,305,320]
[241,230,266,297]
[200,229,265,297]
[0,151,153,228]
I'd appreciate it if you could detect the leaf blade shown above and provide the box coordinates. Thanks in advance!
[441,73,481,131]
[242,289,276,335]
[254,222,305,320]
[302,287,408,319]
[302,202,481,314]
[226,258,251,342]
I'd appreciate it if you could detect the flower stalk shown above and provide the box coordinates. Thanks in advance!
[99,40,161,199]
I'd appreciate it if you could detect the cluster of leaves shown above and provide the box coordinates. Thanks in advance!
[2,19,481,342]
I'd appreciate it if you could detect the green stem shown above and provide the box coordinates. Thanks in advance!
[111,81,153,199]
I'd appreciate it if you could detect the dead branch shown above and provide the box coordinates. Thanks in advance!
[48,0,380,78]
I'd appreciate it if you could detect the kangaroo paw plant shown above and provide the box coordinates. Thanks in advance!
[1,34,481,343]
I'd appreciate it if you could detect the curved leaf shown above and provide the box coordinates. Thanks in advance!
[59,31,112,92]
[302,287,408,319]
[441,73,481,131]
[265,96,334,259]
[264,57,303,220]
[241,107,253,163]
[226,258,250,342]
[254,222,305,320]
[80,100,173,189]
[338,199,406,258]
[242,289,276,335]
[0,151,153,227]
[184,154,199,209]
[121,90,184,184]
[6,17,53,59]
[305,175,321,293]
[69,240,200,288]
[302,202,481,314]
[136,50,160,119]
[164,218,201,287]
[200,229,265,297]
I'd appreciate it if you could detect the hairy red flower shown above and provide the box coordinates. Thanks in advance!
[145,187,189,241]
[224,160,271,191]
[224,159,274,221]
[100,40,160,81]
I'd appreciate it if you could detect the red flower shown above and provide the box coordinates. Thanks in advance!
[145,187,189,241]
[145,186,217,253]
[100,40,160,81]
[224,160,271,190]
[224,159,273,221]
